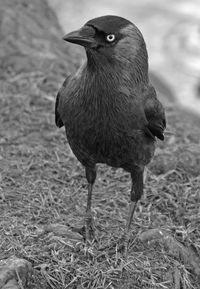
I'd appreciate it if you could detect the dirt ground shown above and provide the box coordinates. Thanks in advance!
[0,1,200,288]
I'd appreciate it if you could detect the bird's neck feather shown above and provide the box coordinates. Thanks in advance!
[77,45,149,113]
[85,43,149,87]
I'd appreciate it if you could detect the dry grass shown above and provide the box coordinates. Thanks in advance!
[0,68,200,289]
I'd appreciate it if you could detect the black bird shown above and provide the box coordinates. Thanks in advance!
[55,15,166,242]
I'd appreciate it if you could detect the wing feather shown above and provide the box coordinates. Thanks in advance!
[144,86,166,140]
[55,76,70,128]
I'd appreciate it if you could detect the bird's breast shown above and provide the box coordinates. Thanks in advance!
[65,103,153,169]
[63,80,154,168]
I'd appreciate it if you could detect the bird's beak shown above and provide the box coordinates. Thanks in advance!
[63,26,96,48]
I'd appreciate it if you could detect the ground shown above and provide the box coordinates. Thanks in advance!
[0,1,200,288]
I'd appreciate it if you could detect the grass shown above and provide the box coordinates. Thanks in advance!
[0,68,200,289]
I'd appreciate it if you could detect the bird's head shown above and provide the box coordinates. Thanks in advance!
[63,15,148,82]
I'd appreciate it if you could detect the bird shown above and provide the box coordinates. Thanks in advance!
[55,15,166,244]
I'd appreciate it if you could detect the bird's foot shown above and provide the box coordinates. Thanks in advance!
[84,213,95,243]
[123,231,131,259]
[99,231,132,257]
[115,230,133,259]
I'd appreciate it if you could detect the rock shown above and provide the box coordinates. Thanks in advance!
[0,257,32,289]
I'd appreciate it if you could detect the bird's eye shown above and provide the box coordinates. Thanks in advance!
[106,34,115,42]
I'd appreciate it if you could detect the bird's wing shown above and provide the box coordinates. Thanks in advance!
[55,76,70,128]
[55,90,64,128]
[143,86,166,140]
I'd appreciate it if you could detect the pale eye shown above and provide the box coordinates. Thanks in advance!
[106,34,115,42]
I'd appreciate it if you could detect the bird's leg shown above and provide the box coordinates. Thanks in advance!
[85,182,94,241]
[124,169,144,255]
[85,166,97,242]
[126,200,138,232]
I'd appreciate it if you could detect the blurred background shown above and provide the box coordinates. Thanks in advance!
[48,0,200,116]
